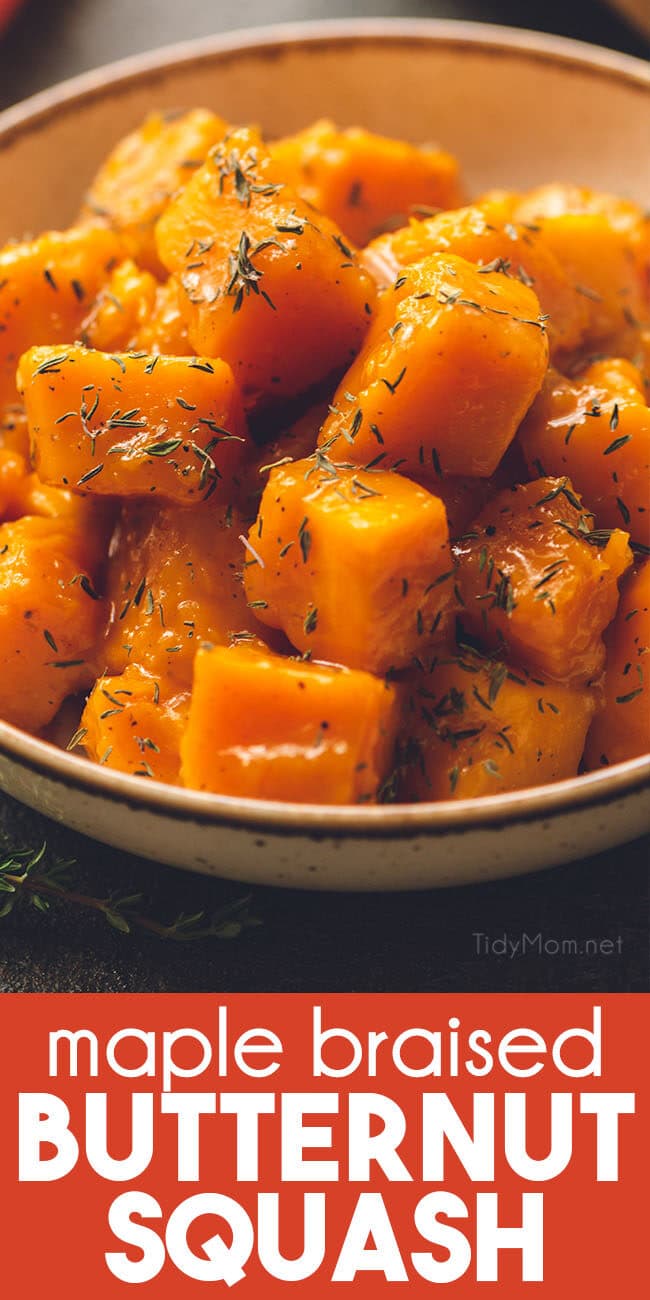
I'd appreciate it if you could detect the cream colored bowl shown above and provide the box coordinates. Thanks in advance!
[0,19,648,889]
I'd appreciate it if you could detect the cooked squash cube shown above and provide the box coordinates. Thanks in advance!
[318,253,549,478]
[81,109,228,274]
[81,664,188,784]
[584,561,650,768]
[0,405,30,458]
[270,119,464,248]
[18,345,248,504]
[102,501,264,692]
[519,359,650,545]
[362,200,589,360]
[0,225,125,406]
[0,449,30,522]
[400,647,597,800]
[79,259,158,352]
[134,277,192,355]
[455,477,632,685]
[503,185,649,351]
[180,643,403,803]
[244,458,453,674]
[0,515,107,732]
[155,126,376,405]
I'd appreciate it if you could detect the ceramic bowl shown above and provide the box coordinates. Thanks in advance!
[0,19,648,889]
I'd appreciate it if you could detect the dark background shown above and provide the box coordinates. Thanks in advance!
[0,0,648,993]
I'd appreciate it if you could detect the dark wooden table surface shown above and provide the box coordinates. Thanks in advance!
[0,0,648,993]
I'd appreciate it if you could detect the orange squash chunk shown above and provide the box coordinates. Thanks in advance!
[455,477,632,685]
[400,647,597,800]
[502,185,649,352]
[155,126,376,405]
[79,260,158,352]
[584,562,650,768]
[81,664,188,784]
[318,253,549,478]
[270,119,464,248]
[244,458,452,674]
[134,278,192,355]
[18,345,248,504]
[81,109,228,274]
[0,515,107,732]
[0,436,113,545]
[181,643,403,803]
[102,500,263,692]
[0,449,30,521]
[0,225,124,407]
[0,448,80,526]
[0,405,29,458]
[519,359,650,546]
[362,201,589,360]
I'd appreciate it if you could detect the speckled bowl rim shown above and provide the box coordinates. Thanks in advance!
[0,17,648,838]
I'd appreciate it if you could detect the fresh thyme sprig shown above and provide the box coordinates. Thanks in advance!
[0,844,256,941]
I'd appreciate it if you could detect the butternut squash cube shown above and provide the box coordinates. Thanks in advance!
[270,119,464,248]
[244,458,453,674]
[0,405,29,458]
[504,185,649,352]
[180,643,403,803]
[102,501,264,693]
[400,648,597,800]
[0,515,106,732]
[134,278,192,356]
[81,109,228,274]
[519,359,650,546]
[362,200,589,360]
[584,561,650,768]
[0,225,125,407]
[79,259,158,352]
[81,664,188,784]
[155,126,376,405]
[455,477,632,685]
[318,253,549,478]
[18,345,248,504]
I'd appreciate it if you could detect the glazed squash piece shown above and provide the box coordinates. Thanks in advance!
[400,647,597,801]
[134,277,192,356]
[0,515,107,732]
[0,449,30,521]
[0,405,30,458]
[270,119,464,248]
[18,345,248,504]
[318,252,549,478]
[101,500,265,693]
[454,477,632,686]
[81,109,228,275]
[0,446,111,533]
[519,358,650,546]
[155,126,377,406]
[81,664,188,784]
[362,201,589,360]
[244,458,453,674]
[1,404,106,526]
[79,259,159,352]
[181,643,403,803]
[0,225,125,407]
[490,184,650,352]
[584,561,650,769]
